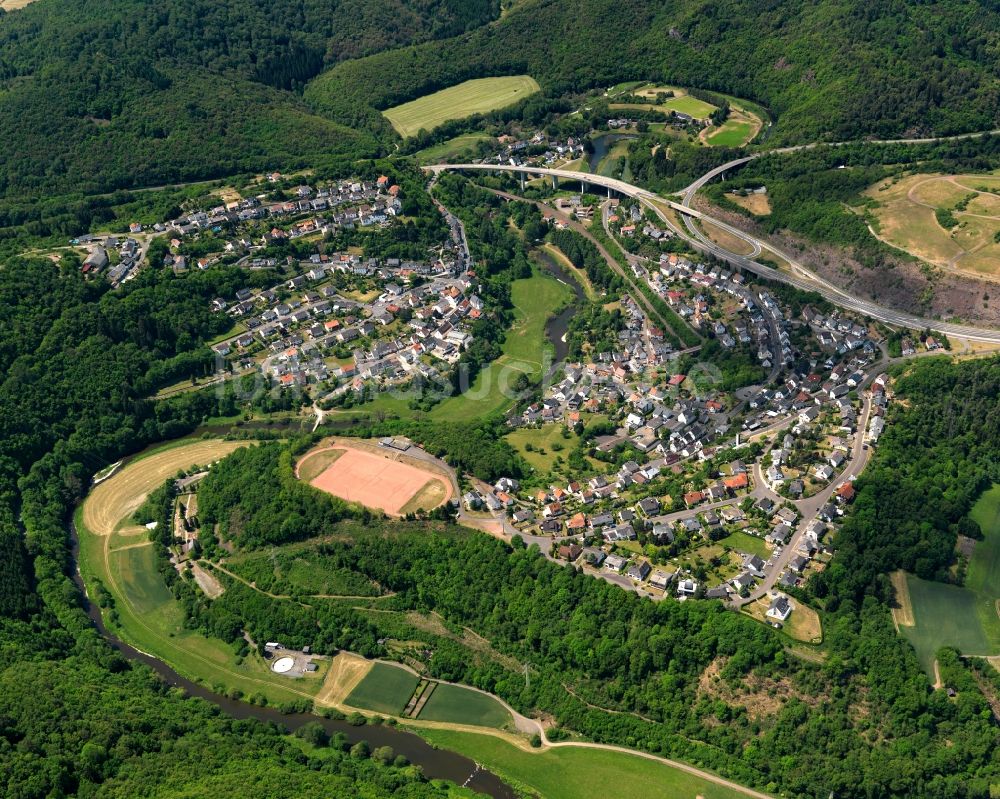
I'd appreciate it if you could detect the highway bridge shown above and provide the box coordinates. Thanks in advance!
[425,162,1000,344]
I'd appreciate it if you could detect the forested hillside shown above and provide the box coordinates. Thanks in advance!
[307,0,1000,143]
[0,0,997,197]
[0,0,498,196]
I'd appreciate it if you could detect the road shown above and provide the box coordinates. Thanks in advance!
[426,162,1000,343]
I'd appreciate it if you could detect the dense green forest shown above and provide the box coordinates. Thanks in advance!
[307,0,1000,144]
[0,0,498,197]
[0,0,997,197]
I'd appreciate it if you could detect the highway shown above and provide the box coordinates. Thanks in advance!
[426,161,1000,343]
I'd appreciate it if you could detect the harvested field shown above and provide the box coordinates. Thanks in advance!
[316,651,373,708]
[303,443,451,516]
[890,570,915,629]
[82,440,250,536]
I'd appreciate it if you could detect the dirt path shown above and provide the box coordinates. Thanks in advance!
[562,683,659,724]
[932,659,944,690]
[889,570,914,631]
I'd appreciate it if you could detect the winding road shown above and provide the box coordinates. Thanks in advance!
[426,157,1000,343]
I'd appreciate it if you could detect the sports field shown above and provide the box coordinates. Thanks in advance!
[418,683,512,728]
[383,76,540,137]
[896,484,1000,674]
[865,172,1000,277]
[77,439,324,705]
[418,729,756,799]
[706,119,754,147]
[344,662,419,715]
[302,443,451,516]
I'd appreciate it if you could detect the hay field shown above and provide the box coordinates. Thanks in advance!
[865,173,1000,277]
[316,652,373,708]
[82,439,250,536]
[383,76,540,137]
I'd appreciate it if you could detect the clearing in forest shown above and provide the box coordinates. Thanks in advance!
[383,76,540,137]
[864,172,1000,278]
[896,484,1000,675]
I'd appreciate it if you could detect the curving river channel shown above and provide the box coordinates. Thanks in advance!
[69,519,515,799]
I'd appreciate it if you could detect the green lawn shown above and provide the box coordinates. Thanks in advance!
[418,729,754,799]
[417,683,512,728]
[901,575,993,674]
[383,76,540,137]
[413,133,491,164]
[662,95,717,119]
[718,531,770,559]
[898,484,1000,673]
[965,483,1000,651]
[707,120,754,147]
[424,271,573,421]
[78,509,317,705]
[337,271,572,423]
[345,662,419,715]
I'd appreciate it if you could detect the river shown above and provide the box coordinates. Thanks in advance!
[588,132,637,173]
[535,246,586,371]
[68,517,515,799]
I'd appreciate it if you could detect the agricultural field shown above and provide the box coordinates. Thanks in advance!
[418,684,513,729]
[413,133,492,164]
[382,76,540,137]
[864,172,1000,277]
[418,729,754,799]
[895,484,1000,674]
[344,662,420,715]
[77,439,323,705]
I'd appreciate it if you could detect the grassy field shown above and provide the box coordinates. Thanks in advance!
[383,76,540,137]
[417,683,512,728]
[718,531,770,559]
[864,172,1000,276]
[662,94,717,119]
[413,133,492,164]
[418,729,754,799]
[344,662,419,715]
[426,270,573,421]
[707,120,754,147]
[967,483,1000,645]
[900,575,993,673]
[897,484,1000,673]
[77,440,326,705]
